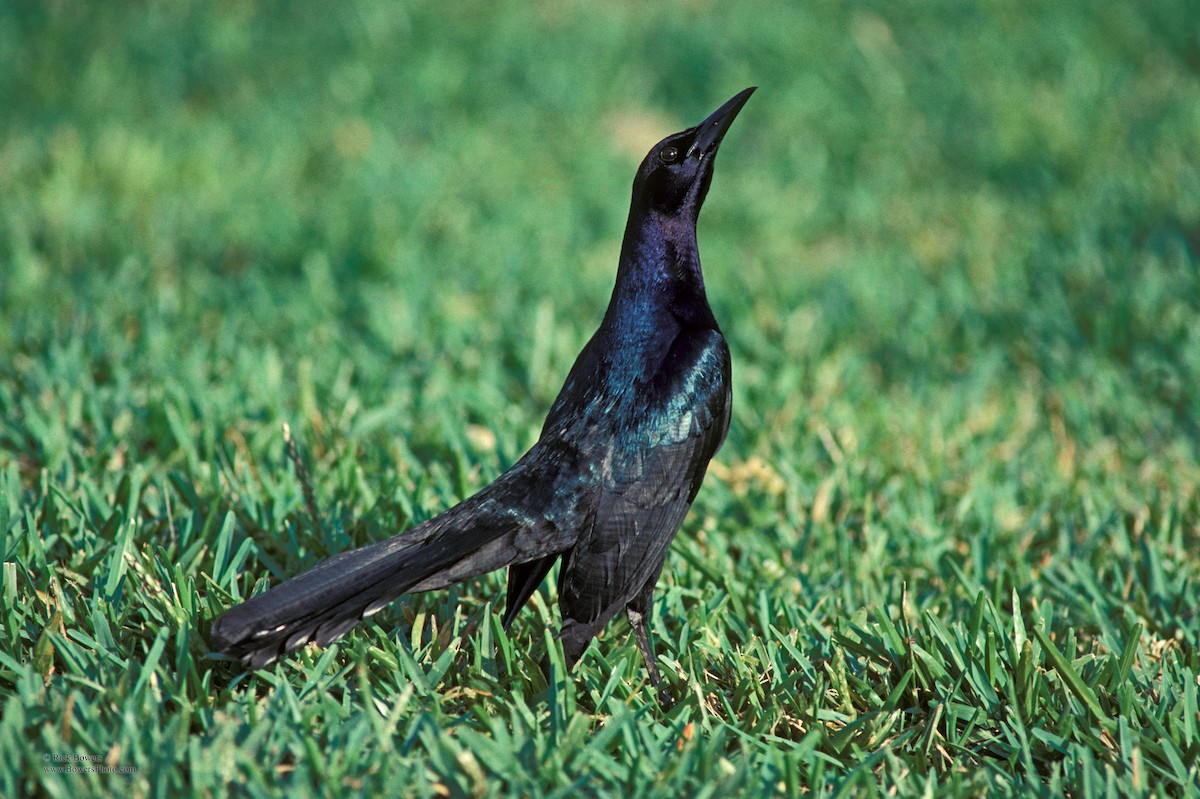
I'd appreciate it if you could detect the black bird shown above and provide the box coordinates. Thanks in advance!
[211,88,754,692]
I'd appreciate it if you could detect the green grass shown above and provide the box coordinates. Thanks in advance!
[3,0,1199,796]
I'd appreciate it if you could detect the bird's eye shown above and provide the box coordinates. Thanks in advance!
[659,146,679,164]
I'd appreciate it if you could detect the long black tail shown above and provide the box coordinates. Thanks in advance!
[210,468,573,668]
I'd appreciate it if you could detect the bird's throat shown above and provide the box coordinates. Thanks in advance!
[609,213,709,322]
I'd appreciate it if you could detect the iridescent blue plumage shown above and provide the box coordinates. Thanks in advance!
[211,88,755,700]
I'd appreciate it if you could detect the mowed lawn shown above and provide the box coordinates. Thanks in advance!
[2,1,1198,796]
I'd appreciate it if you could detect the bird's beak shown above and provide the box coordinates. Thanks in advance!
[687,87,756,159]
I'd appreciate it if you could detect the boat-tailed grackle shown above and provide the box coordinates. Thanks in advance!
[211,88,755,697]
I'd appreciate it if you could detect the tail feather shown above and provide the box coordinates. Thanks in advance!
[211,485,572,668]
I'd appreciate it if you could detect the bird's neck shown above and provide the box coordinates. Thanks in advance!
[603,211,714,334]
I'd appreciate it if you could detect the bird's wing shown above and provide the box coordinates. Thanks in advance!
[557,325,731,627]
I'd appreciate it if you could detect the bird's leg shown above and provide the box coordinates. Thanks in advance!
[627,584,673,710]
[626,606,664,686]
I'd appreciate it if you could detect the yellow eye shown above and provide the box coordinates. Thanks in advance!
[659,146,679,164]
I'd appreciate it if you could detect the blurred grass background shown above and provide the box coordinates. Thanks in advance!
[1,0,1198,796]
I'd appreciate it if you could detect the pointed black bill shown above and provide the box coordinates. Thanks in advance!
[688,87,756,158]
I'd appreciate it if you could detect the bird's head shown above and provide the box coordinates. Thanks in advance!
[631,87,755,221]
